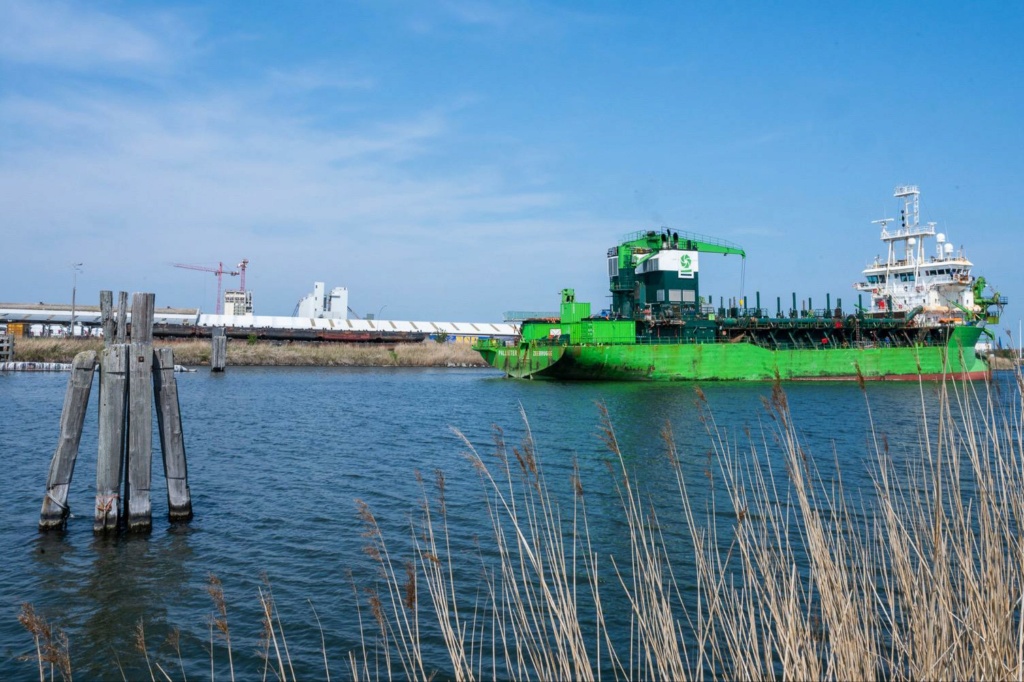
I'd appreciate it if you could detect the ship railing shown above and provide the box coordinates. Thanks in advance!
[880,225,936,241]
[625,334,949,351]
[503,311,559,321]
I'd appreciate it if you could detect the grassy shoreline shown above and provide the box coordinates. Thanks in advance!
[7,337,490,368]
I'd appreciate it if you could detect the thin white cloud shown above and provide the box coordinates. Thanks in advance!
[0,0,178,70]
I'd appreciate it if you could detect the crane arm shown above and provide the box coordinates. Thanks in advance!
[616,229,745,269]
[173,263,219,273]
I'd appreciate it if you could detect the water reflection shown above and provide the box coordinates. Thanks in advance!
[25,527,197,677]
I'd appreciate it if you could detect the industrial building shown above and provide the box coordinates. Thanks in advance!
[223,290,253,316]
[295,282,348,319]
[0,281,518,344]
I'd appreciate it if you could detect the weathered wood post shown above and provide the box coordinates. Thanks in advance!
[125,293,155,532]
[39,351,97,530]
[94,344,127,533]
[154,347,193,522]
[116,291,128,343]
[211,327,226,372]
[100,290,115,346]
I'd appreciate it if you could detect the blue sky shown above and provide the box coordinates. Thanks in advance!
[2,1,1022,332]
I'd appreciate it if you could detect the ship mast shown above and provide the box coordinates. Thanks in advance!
[875,185,934,278]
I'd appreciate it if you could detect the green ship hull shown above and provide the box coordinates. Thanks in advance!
[475,324,989,382]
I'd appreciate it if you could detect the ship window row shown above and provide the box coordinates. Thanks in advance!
[868,269,964,284]
[868,270,917,280]
[655,289,695,303]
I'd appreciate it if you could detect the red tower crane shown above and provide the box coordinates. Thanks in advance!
[172,261,239,314]
[237,259,249,291]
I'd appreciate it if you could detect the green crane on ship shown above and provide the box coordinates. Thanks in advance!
[608,229,746,321]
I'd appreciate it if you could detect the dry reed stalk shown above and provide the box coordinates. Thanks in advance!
[257,584,291,682]
[164,628,186,682]
[206,573,235,682]
[355,498,428,679]
[17,602,72,682]
[303,600,330,682]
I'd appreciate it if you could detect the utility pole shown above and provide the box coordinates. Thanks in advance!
[70,262,83,337]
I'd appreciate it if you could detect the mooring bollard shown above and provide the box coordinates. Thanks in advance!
[94,344,127,533]
[116,291,128,344]
[154,347,193,522]
[100,290,115,347]
[125,293,155,533]
[211,327,226,372]
[39,351,97,531]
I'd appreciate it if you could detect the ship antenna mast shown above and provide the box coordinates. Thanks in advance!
[894,184,920,230]
[872,218,894,267]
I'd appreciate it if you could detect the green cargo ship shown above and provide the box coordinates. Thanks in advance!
[475,186,1006,381]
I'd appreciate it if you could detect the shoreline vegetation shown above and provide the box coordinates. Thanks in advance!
[16,368,1024,679]
[7,337,490,368]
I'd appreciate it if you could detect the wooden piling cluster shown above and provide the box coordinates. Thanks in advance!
[0,334,12,361]
[40,291,193,533]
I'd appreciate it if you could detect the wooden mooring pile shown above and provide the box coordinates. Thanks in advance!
[39,291,193,533]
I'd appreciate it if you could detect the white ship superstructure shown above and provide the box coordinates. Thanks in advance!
[854,185,982,327]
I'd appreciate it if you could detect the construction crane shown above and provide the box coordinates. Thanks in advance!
[172,261,239,314]
[237,259,249,291]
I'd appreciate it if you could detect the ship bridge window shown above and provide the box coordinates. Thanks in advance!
[867,275,879,284]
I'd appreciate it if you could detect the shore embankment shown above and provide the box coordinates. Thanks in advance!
[988,353,1019,371]
[8,338,490,368]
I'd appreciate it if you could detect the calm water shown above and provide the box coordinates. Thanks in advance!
[0,366,1015,678]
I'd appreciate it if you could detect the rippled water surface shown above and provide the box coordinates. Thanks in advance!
[1,366,1015,678]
